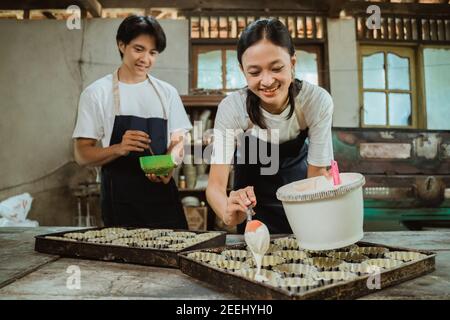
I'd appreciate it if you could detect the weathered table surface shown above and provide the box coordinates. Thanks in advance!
[0,227,449,300]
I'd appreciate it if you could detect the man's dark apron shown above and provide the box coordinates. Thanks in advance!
[100,70,187,228]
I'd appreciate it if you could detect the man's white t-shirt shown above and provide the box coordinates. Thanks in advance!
[72,73,192,147]
[211,81,334,167]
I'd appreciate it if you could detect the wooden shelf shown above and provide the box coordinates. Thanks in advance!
[181,95,225,107]
[179,188,206,192]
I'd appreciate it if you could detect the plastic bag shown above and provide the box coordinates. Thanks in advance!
[0,193,38,227]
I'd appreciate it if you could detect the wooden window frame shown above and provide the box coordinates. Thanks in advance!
[191,43,327,92]
[359,45,418,129]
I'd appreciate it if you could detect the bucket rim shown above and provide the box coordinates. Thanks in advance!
[276,173,365,203]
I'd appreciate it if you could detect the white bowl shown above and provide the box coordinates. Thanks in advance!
[181,196,200,207]
[276,173,365,251]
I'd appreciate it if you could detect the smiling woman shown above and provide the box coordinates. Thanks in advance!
[206,19,334,234]
[72,15,192,228]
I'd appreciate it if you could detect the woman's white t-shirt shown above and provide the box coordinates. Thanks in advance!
[211,81,334,167]
[72,73,192,147]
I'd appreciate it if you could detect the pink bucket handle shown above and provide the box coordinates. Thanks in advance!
[330,160,341,186]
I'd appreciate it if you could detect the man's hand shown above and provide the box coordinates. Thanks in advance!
[116,130,150,156]
[146,169,173,184]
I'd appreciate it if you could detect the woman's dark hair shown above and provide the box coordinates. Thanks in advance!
[116,15,166,59]
[237,18,302,129]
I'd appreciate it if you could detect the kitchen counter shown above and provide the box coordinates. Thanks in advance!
[0,227,449,300]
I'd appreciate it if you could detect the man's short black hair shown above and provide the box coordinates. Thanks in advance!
[116,15,166,59]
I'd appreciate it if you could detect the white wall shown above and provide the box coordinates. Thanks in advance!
[0,18,189,224]
[0,20,82,191]
[327,18,360,128]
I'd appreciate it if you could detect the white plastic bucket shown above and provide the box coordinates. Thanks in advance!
[276,173,365,251]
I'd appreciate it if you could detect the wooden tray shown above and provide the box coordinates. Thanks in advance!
[179,241,436,299]
[35,227,226,268]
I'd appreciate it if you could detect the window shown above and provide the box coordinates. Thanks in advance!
[360,46,417,128]
[423,47,450,130]
[192,45,322,92]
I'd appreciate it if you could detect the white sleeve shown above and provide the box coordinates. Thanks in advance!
[167,86,192,134]
[210,98,242,164]
[72,88,104,140]
[304,88,334,167]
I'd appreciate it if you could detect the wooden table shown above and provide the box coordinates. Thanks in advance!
[0,227,449,300]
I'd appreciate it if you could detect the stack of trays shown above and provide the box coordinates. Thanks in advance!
[35,227,226,268]
[179,236,436,299]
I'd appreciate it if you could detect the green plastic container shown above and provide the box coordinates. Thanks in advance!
[139,155,175,176]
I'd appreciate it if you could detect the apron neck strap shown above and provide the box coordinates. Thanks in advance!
[246,102,307,131]
[112,68,168,119]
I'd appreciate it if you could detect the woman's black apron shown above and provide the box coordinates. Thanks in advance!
[100,70,187,229]
[234,86,309,234]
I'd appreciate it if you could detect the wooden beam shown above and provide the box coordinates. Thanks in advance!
[0,1,72,10]
[78,0,101,17]
[0,0,324,11]
[181,95,225,107]
[0,0,101,15]
[41,11,56,19]
[99,0,330,12]
[1,0,448,17]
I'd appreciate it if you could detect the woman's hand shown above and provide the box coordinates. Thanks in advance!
[223,186,257,226]
[307,164,332,179]
[116,130,150,156]
[146,169,173,184]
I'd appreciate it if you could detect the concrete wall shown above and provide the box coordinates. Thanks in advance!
[0,18,189,226]
[327,18,360,128]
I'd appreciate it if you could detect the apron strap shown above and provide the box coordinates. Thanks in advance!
[112,68,168,119]
[245,84,308,133]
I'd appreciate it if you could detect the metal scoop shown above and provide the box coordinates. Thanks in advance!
[246,206,255,222]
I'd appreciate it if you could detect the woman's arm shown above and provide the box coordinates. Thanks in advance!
[303,86,335,179]
[206,93,256,226]
[206,164,256,226]
[206,165,230,223]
